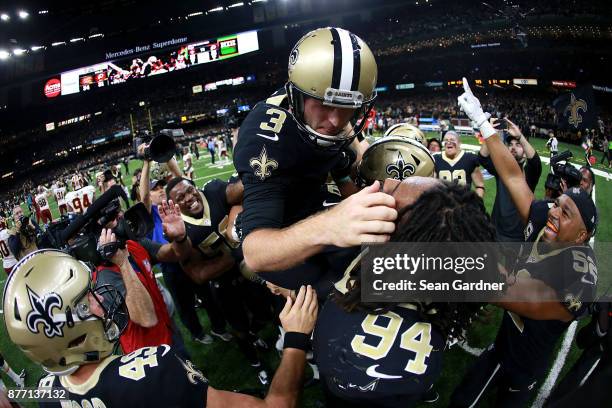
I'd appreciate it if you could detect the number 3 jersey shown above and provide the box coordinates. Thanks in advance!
[313,297,445,405]
[38,345,209,408]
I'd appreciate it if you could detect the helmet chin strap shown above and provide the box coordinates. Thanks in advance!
[304,123,355,147]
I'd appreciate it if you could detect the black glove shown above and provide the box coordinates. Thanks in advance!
[331,148,357,181]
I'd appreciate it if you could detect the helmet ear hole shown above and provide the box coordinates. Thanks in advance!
[68,334,87,349]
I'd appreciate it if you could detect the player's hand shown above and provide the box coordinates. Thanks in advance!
[266,282,296,300]
[560,178,569,193]
[279,285,318,335]
[99,228,129,266]
[457,78,487,125]
[159,200,187,242]
[505,118,524,139]
[323,180,397,246]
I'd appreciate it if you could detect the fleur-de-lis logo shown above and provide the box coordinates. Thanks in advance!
[26,286,64,338]
[250,146,278,181]
[564,293,582,312]
[564,93,588,128]
[385,152,416,180]
[178,357,208,385]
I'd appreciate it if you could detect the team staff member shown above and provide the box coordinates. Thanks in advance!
[452,78,599,407]
[433,131,485,198]
[234,27,396,279]
[4,250,318,408]
[95,200,192,354]
[479,118,542,241]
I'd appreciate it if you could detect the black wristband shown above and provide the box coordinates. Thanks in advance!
[174,233,188,244]
[356,132,365,142]
[283,332,309,351]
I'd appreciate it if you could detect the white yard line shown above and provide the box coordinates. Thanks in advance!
[457,340,484,357]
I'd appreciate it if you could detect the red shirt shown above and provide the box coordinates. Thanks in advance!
[94,240,173,353]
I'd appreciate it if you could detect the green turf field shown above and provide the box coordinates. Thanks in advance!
[1,135,610,407]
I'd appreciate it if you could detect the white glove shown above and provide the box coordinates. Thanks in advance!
[457,77,496,139]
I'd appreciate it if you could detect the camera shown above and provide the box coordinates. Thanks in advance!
[545,150,582,197]
[133,129,176,163]
[38,185,153,265]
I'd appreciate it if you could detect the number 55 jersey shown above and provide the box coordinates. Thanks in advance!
[313,296,445,406]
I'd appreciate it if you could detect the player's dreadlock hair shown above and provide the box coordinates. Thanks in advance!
[335,181,499,341]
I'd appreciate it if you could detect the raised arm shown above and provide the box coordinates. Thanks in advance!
[458,78,534,224]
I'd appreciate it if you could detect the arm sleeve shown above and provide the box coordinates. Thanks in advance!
[238,180,286,239]
[524,153,543,192]
[8,234,21,257]
[478,153,497,175]
[139,238,162,265]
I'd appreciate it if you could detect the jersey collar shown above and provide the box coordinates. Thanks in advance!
[180,191,211,226]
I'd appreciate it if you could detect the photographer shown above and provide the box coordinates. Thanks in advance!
[452,79,599,407]
[8,206,42,261]
[94,200,193,354]
[479,118,542,241]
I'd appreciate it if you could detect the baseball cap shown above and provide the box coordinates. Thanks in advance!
[150,179,167,190]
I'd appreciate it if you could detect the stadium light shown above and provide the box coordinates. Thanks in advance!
[30,45,44,51]
[229,2,244,7]
[18,10,28,19]
[70,37,84,43]
[51,41,66,47]
[208,6,224,12]
[38,10,48,14]
[0,13,9,21]
[187,11,203,17]
[88,33,104,39]
[0,50,9,60]
[252,0,267,3]
[12,48,26,56]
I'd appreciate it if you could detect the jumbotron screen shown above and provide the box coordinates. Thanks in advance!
[47,31,259,98]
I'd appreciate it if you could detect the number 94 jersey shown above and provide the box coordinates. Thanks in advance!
[313,299,445,405]
[38,345,209,408]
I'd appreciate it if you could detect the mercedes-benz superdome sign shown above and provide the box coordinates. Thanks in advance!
[45,30,259,98]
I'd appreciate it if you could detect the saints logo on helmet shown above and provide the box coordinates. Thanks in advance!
[286,27,378,148]
[2,250,128,375]
[384,123,427,146]
[357,136,435,186]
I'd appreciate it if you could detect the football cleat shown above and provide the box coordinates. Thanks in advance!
[210,330,233,342]
[193,334,213,345]
[16,370,26,388]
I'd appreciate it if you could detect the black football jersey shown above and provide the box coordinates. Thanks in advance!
[496,200,597,378]
[433,151,480,188]
[39,345,208,408]
[233,89,350,239]
[313,299,445,406]
[181,179,241,260]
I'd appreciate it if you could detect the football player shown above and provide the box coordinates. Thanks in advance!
[52,180,68,216]
[34,186,53,225]
[0,217,17,275]
[0,352,25,389]
[314,177,499,407]
[452,78,599,407]
[356,131,435,187]
[383,123,427,146]
[433,131,485,197]
[3,250,318,408]
[65,182,96,215]
[233,27,397,278]
[166,176,273,385]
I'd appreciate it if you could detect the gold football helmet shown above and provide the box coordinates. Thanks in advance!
[2,250,128,375]
[286,27,378,148]
[384,123,426,145]
[357,136,435,186]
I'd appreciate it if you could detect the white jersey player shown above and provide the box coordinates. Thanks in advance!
[65,185,96,214]
[35,186,53,224]
[0,218,17,274]
[53,182,68,215]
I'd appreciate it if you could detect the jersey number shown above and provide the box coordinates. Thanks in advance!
[438,169,467,185]
[0,240,9,257]
[572,250,597,285]
[119,347,159,381]
[72,195,91,213]
[259,108,287,134]
[350,311,433,375]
